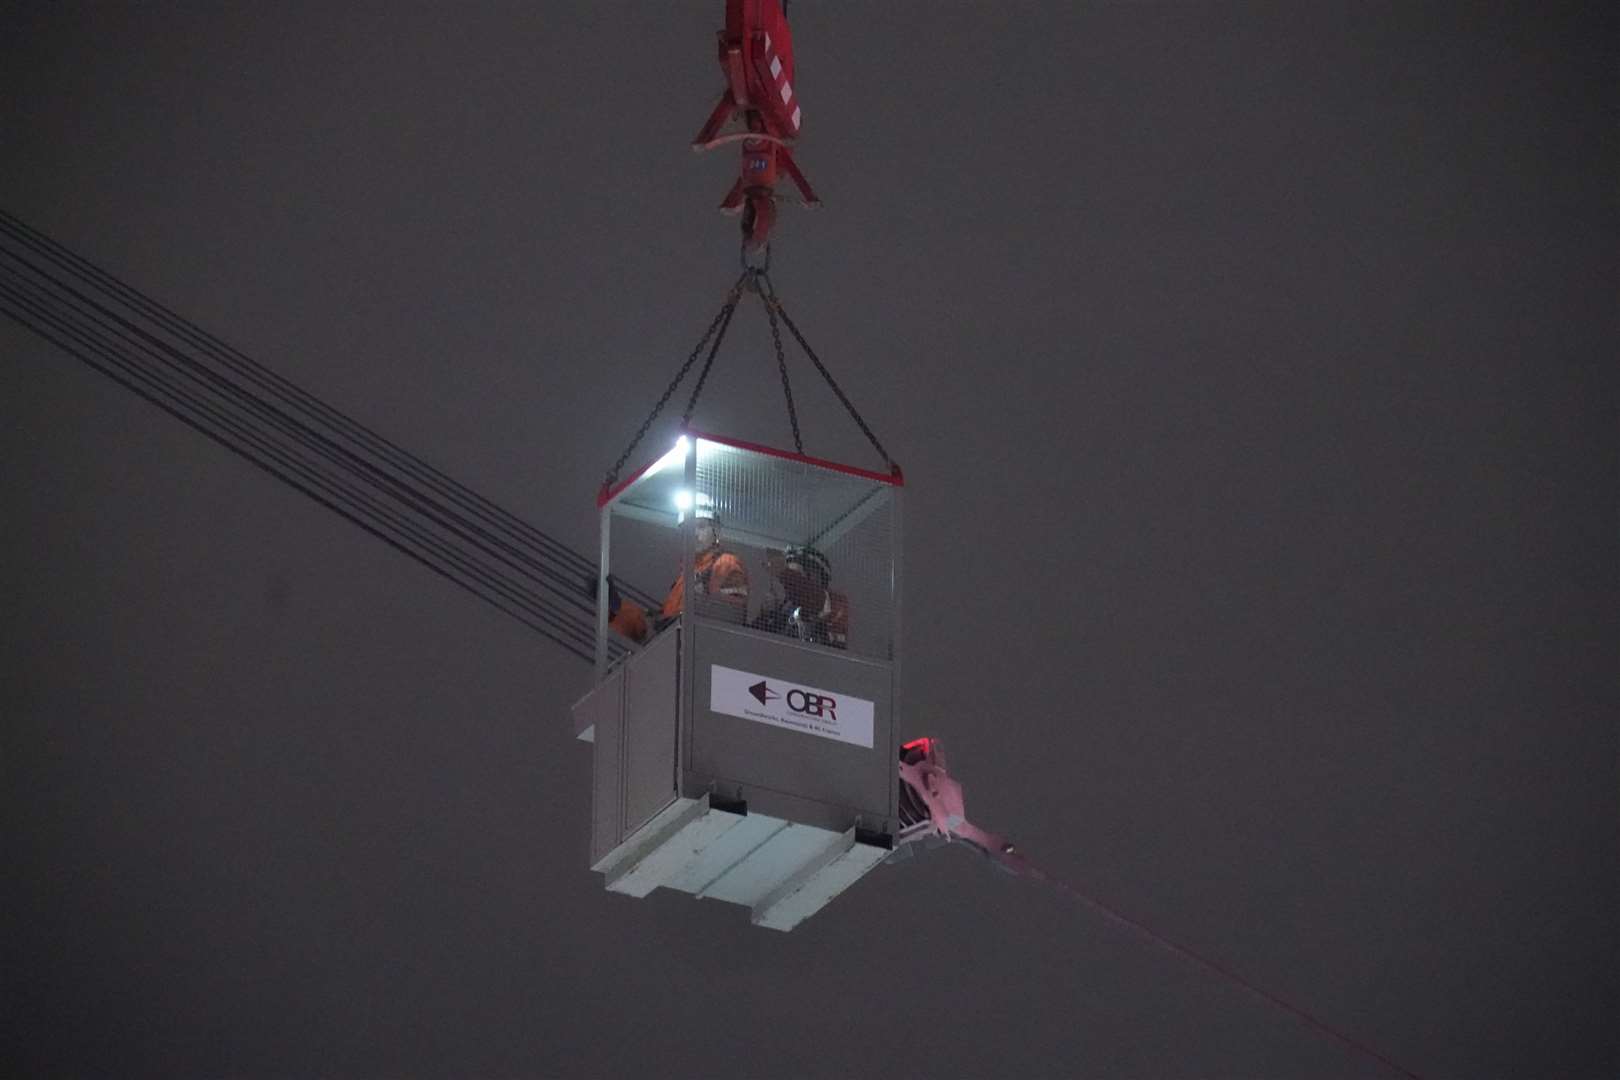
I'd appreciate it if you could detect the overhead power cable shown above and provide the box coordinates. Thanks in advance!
[0,210,641,663]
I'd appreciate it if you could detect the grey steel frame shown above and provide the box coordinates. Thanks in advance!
[582,437,904,927]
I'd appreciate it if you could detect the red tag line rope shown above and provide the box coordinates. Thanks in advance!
[1017,857,1424,1079]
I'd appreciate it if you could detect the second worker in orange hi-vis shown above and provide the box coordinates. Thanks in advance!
[660,510,749,627]
[590,575,652,645]
[609,590,650,644]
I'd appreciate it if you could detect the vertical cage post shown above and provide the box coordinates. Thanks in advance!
[889,486,903,814]
[596,504,612,681]
[681,435,698,625]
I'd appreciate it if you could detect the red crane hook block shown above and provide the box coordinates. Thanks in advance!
[693,0,821,250]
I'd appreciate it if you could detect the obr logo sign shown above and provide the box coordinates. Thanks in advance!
[713,665,874,749]
[786,689,837,722]
[750,679,838,723]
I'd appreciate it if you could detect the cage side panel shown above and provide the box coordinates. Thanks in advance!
[689,623,894,822]
[622,628,681,837]
[587,668,626,867]
[572,680,605,742]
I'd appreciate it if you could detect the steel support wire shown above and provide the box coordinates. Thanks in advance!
[0,274,613,665]
[0,237,609,623]
[0,211,657,613]
[0,272,604,662]
[0,273,605,664]
[0,243,616,639]
[0,207,606,588]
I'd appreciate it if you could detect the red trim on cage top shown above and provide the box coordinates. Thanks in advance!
[597,452,666,509]
[684,430,904,488]
[597,431,903,509]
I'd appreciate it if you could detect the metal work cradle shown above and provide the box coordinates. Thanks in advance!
[575,431,902,929]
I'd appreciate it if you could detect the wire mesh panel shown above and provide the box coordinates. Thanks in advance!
[603,512,679,653]
[597,432,899,668]
[692,434,895,661]
[595,438,686,672]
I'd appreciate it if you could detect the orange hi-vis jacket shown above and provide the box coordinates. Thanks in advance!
[753,587,849,649]
[609,602,649,644]
[662,547,749,622]
[823,589,850,649]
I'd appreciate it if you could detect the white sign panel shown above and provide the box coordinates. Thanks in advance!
[709,664,875,749]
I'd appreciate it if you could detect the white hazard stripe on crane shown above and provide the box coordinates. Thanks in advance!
[760,31,800,132]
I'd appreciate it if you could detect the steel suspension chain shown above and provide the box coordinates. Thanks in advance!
[681,296,740,427]
[602,272,748,493]
[758,271,897,473]
[757,274,804,454]
[607,260,898,486]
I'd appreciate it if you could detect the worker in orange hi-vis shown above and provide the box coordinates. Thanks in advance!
[590,576,651,645]
[752,545,848,649]
[609,585,650,644]
[660,510,749,627]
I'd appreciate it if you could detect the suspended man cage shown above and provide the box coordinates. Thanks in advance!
[576,263,907,931]
[578,433,902,931]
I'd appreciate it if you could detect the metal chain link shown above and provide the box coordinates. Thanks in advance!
[758,274,804,454]
[759,272,896,471]
[740,241,771,275]
[681,294,740,426]
[606,265,898,492]
[602,272,748,492]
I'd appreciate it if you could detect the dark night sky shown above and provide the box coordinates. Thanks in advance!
[3,3,1616,1077]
